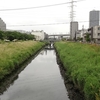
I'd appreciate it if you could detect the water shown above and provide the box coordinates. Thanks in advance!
[0,46,69,100]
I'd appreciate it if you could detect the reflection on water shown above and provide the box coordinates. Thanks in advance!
[0,46,69,100]
[0,55,36,95]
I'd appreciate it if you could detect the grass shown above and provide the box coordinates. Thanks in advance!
[0,41,45,80]
[55,42,100,100]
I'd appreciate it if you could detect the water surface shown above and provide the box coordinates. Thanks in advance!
[0,47,69,100]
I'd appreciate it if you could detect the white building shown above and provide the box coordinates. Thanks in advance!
[0,18,6,31]
[89,10,100,28]
[76,30,81,39]
[70,21,78,40]
[31,30,45,40]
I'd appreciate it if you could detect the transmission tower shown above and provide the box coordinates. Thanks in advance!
[70,0,76,22]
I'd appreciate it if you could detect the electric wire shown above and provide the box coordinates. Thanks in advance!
[6,20,99,27]
[0,0,85,11]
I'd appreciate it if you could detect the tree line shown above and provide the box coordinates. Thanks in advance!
[0,30,35,41]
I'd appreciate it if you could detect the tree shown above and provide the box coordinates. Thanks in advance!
[0,30,4,40]
[0,30,35,41]
[85,33,91,42]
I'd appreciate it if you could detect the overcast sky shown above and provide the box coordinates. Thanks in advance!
[0,0,100,34]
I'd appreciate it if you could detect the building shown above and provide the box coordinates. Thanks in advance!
[44,32,48,40]
[70,21,78,40]
[31,30,45,40]
[89,10,100,28]
[76,29,88,40]
[0,18,6,31]
[88,26,100,43]
[76,30,81,40]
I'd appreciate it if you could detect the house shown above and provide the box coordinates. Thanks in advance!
[76,29,88,41]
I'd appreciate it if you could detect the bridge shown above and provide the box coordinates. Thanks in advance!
[47,34,70,42]
[43,34,70,42]
[48,34,70,36]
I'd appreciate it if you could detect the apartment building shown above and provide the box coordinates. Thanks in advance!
[88,26,100,43]
[31,30,45,40]
[0,18,6,31]
[89,10,100,28]
[70,21,78,40]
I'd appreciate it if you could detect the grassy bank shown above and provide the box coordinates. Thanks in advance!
[0,41,45,80]
[55,42,100,100]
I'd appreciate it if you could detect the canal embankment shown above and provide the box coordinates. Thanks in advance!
[0,41,45,81]
[0,53,36,94]
[54,41,100,100]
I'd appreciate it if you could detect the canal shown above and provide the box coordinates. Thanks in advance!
[0,46,69,100]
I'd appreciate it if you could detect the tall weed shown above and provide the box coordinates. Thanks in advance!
[0,41,45,80]
[55,42,100,100]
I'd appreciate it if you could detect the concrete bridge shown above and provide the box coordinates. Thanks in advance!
[48,34,70,37]
[47,34,70,42]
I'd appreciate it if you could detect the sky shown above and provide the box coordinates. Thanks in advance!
[0,0,100,34]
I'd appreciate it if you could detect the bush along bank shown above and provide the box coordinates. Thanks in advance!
[0,30,35,41]
[0,41,45,81]
[54,42,100,100]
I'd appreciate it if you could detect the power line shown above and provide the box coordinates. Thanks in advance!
[5,21,90,27]
[0,2,72,11]
[0,0,85,11]
[6,20,100,27]
[7,23,68,27]
[69,0,86,21]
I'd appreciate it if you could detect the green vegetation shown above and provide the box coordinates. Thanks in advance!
[85,33,91,42]
[0,41,45,80]
[0,30,35,41]
[55,42,100,100]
